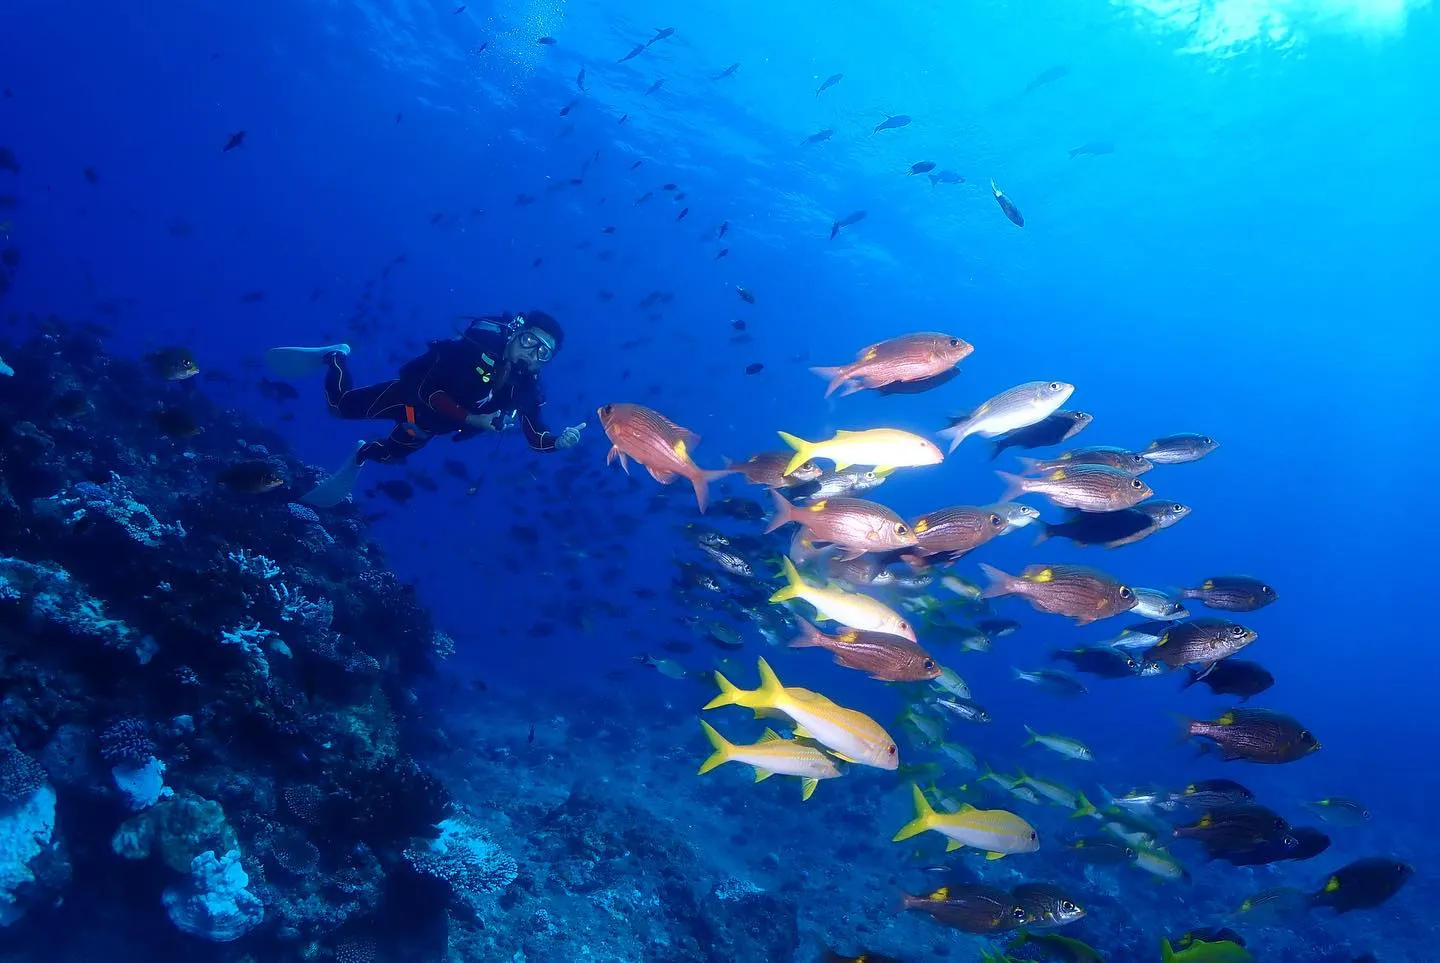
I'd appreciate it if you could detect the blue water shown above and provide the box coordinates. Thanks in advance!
[2,1,1437,960]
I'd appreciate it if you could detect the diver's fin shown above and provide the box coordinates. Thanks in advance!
[265,343,351,377]
[300,441,365,508]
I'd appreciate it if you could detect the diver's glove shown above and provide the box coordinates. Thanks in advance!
[555,422,586,449]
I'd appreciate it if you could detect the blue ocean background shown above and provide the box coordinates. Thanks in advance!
[1,0,1437,960]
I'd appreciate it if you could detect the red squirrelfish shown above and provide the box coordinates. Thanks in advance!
[597,403,731,512]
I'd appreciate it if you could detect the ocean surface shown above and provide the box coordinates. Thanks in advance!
[0,1,1436,961]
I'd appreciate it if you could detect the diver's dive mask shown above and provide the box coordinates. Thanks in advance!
[514,326,555,362]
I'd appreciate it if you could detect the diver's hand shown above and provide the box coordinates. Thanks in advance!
[555,422,586,449]
[465,411,500,431]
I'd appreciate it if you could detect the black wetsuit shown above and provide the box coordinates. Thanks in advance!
[324,329,558,464]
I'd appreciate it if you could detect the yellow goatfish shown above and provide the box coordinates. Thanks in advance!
[704,658,899,770]
[697,720,842,801]
[776,428,944,476]
[892,783,1039,859]
[770,557,915,641]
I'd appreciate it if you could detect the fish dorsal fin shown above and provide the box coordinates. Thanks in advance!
[1218,712,1235,726]
[832,429,862,438]
[985,851,1006,860]
[861,346,879,361]
[1030,568,1054,583]
[830,751,859,764]
[1202,579,1215,589]
[808,499,828,512]
[758,728,783,743]
[837,630,859,644]
[959,802,978,813]
[928,886,950,901]
[791,725,813,740]
[1325,876,1340,893]
[1048,469,1067,481]
[913,518,930,534]
[672,439,690,459]
[944,839,963,852]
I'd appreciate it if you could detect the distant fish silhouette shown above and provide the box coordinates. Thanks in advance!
[537,36,557,46]
[645,79,665,96]
[649,26,676,45]
[801,129,834,146]
[874,115,910,134]
[222,131,246,152]
[619,43,645,63]
[816,73,843,97]
[1069,140,1115,159]
[830,210,866,240]
[713,62,740,80]
[1025,64,1070,94]
[990,179,1024,227]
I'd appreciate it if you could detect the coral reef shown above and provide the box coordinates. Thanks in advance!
[0,325,470,957]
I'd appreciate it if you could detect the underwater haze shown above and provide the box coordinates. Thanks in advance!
[0,0,1437,961]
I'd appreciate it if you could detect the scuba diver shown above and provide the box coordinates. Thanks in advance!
[265,311,585,507]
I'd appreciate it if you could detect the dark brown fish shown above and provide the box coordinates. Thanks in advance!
[1185,708,1321,764]
[597,403,732,512]
[900,885,1027,934]
[144,347,200,381]
[725,451,823,488]
[1182,576,1278,612]
[788,617,939,682]
[217,460,285,493]
[766,493,917,559]
[910,505,1007,557]
[151,407,202,438]
[979,563,1136,625]
[809,332,973,398]
[998,464,1152,512]
[1144,618,1257,669]
[1020,446,1153,476]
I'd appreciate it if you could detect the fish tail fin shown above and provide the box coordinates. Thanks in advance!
[787,617,825,649]
[928,173,939,186]
[995,470,1029,503]
[685,466,731,515]
[754,657,787,705]
[808,365,848,398]
[702,671,751,711]
[1022,724,1039,746]
[1161,939,1177,963]
[977,563,1017,599]
[1181,668,1200,690]
[764,488,796,534]
[936,422,965,455]
[776,431,816,475]
[1033,523,1054,546]
[988,440,1004,461]
[697,720,734,775]
[1072,792,1097,819]
[769,557,805,604]
[1068,147,1080,160]
[1015,456,1041,474]
[891,783,937,842]
[1170,713,1197,746]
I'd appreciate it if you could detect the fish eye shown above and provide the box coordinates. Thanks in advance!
[1029,831,1037,841]
[600,404,613,415]
[1202,437,1213,445]
[1229,625,1246,637]
[1129,478,1144,489]
[1048,381,1061,391]
[989,513,1003,527]
[887,744,897,756]
[1062,901,1077,912]
[1012,907,1027,921]
[1261,585,1274,595]
[1125,848,1135,858]
[1119,587,1133,599]
[948,337,960,346]
[923,659,936,670]
[896,523,909,534]
[899,621,911,631]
